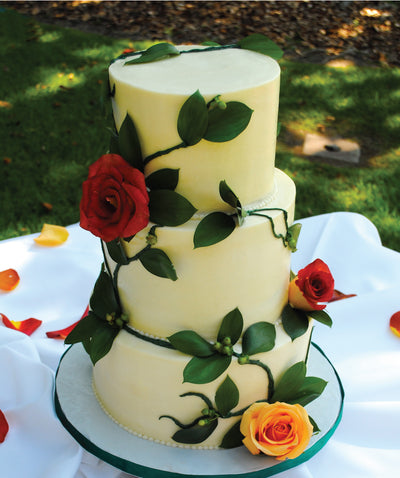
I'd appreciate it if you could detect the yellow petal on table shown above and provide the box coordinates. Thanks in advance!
[34,224,69,246]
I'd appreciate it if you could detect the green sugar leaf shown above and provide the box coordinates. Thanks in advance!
[118,114,143,171]
[124,42,180,65]
[137,248,177,281]
[219,181,245,225]
[287,222,302,252]
[281,303,309,341]
[89,268,121,320]
[237,34,284,60]
[220,419,243,449]
[149,189,197,226]
[193,212,236,248]
[271,361,307,403]
[217,308,243,346]
[172,419,218,444]
[215,375,239,416]
[105,238,129,265]
[146,168,180,191]
[309,309,333,327]
[168,330,215,357]
[242,322,276,356]
[88,323,119,365]
[309,415,320,434]
[109,131,120,155]
[287,376,328,407]
[219,181,241,209]
[64,311,98,345]
[204,101,253,143]
[183,355,231,384]
[202,41,221,47]
[177,90,208,146]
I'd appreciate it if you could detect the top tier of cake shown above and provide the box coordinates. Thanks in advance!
[109,46,280,213]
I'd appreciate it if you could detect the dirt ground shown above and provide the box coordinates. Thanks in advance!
[4,1,400,66]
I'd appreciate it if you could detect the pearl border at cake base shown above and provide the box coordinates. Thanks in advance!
[54,342,344,478]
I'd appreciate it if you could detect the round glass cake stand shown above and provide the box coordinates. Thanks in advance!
[54,343,344,478]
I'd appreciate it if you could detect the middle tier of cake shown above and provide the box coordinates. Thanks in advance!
[104,168,295,340]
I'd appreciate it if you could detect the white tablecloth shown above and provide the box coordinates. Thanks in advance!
[0,212,399,478]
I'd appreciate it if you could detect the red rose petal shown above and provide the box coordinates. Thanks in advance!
[46,305,89,339]
[1,314,42,336]
[46,320,80,339]
[0,269,20,291]
[329,289,357,302]
[389,311,400,338]
[0,409,9,443]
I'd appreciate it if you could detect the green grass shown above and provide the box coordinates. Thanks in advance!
[1,9,400,250]
[277,61,400,250]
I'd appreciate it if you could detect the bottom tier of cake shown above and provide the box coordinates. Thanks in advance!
[92,319,313,449]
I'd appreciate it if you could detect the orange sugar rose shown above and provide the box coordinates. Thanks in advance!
[240,402,313,460]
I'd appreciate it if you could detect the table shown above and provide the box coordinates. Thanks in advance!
[0,212,399,478]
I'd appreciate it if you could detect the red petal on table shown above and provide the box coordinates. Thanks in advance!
[46,304,89,339]
[389,311,400,338]
[0,410,9,443]
[329,289,357,302]
[0,269,20,291]
[46,320,79,339]
[1,314,42,336]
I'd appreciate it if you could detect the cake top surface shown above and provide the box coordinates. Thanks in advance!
[109,46,280,96]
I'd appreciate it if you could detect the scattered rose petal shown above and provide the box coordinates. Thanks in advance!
[34,224,69,246]
[41,202,53,211]
[329,289,357,302]
[389,311,400,338]
[1,313,42,336]
[0,100,12,109]
[0,269,20,292]
[46,320,79,339]
[46,305,89,339]
[0,410,9,443]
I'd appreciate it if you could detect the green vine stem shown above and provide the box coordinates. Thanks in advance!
[143,141,187,166]
[114,44,237,64]
[232,351,275,401]
[100,240,122,311]
[159,415,203,429]
[122,323,174,349]
[247,358,275,401]
[180,391,214,410]
[247,207,290,247]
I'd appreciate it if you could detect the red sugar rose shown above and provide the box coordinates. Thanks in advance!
[80,154,149,242]
[288,259,335,311]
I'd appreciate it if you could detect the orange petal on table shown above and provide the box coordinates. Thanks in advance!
[34,224,69,246]
[1,313,42,336]
[389,311,400,338]
[0,269,20,291]
[329,289,357,302]
[46,304,89,339]
[0,409,9,443]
